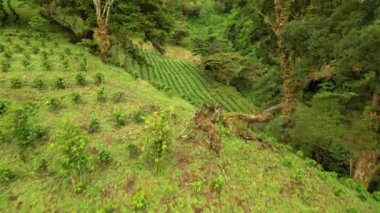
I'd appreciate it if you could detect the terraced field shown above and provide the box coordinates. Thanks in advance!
[130,51,256,114]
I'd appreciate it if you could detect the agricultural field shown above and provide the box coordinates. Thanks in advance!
[130,50,256,114]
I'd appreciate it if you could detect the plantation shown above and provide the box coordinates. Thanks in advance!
[130,50,256,113]
[0,0,380,212]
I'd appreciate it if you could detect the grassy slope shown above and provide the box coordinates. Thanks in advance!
[0,2,379,212]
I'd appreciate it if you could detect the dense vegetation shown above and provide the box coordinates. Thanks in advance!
[0,0,379,211]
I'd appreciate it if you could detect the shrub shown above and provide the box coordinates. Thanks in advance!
[212,175,224,193]
[97,87,106,102]
[42,59,52,71]
[29,15,48,35]
[1,59,10,72]
[0,99,7,115]
[75,73,86,86]
[113,111,126,127]
[33,78,45,89]
[55,124,90,186]
[22,58,31,69]
[373,191,380,202]
[112,92,125,103]
[97,149,112,165]
[88,118,100,133]
[62,59,69,70]
[47,98,61,110]
[14,44,24,53]
[35,158,48,172]
[192,180,202,193]
[32,46,40,54]
[71,92,82,103]
[12,108,45,147]
[132,190,147,210]
[0,168,16,182]
[144,108,173,168]
[131,110,146,123]
[80,58,87,71]
[55,78,66,89]
[94,73,105,86]
[10,78,22,88]
[127,144,140,159]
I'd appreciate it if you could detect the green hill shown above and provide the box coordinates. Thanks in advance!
[0,25,379,212]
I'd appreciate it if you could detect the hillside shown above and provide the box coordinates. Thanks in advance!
[1,0,380,212]
[0,22,380,212]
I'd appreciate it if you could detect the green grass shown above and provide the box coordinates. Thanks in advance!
[0,3,379,212]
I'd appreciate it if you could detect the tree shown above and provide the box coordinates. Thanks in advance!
[92,0,115,63]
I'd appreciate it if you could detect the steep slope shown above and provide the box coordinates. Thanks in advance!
[0,25,380,212]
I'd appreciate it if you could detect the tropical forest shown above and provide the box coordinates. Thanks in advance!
[0,0,380,212]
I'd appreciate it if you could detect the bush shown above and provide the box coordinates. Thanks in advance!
[0,168,16,182]
[10,78,22,88]
[97,149,112,165]
[113,111,126,127]
[71,92,82,104]
[373,191,380,202]
[12,108,45,147]
[132,190,147,210]
[95,73,105,86]
[97,87,106,102]
[131,110,146,123]
[75,73,86,86]
[55,124,90,186]
[212,175,224,193]
[80,58,87,71]
[47,98,61,110]
[0,99,7,115]
[88,118,100,133]
[111,92,125,103]
[33,78,45,89]
[35,158,48,172]
[1,59,10,72]
[127,144,140,159]
[55,78,66,89]
[28,15,48,35]
[42,59,52,71]
[144,108,173,168]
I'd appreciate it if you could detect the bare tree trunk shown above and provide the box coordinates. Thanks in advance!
[274,0,296,118]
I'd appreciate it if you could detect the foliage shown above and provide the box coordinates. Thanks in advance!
[94,73,105,86]
[0,99,7,115]
[28,15,48,35]
[112,110,126,127]
[12,108,45,147]
[127,144,140,159]
[55,78,66,89]
[10,78,22,89]
[212,175,224,193]
[97,87,106,102]
[0,168,16,182]
[54,124,90,180]
[33,78,45,89]
[34,158,48,172]
[132,190,147,210]
[144,108,173,168]
[71,92,82,103]
[88,118,100,133]
[97,149,112,165]
[75,73,86,86]
[47,98,61,111]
